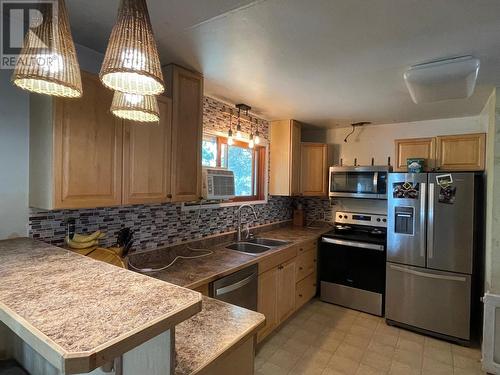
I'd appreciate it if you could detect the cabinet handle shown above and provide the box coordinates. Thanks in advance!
[313,259,317,262]
[299,294,303,297]
[167,194,172,198]
[299,267,303,270]
[299,247,303,251]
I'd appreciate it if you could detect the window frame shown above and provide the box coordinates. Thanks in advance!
[201,132,267,203]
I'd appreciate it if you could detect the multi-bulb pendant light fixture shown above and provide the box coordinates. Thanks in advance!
[228,104,259,147]
[100,0,164,96]
[12,0,82,97]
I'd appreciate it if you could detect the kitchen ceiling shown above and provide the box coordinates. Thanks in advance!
[66,0,500,127]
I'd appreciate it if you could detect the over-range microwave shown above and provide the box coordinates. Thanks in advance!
[329,166,392,199]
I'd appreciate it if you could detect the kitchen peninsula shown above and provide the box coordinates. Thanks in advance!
[0,238,202,375]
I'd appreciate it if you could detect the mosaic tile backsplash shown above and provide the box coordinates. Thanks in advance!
[29,196,294,250]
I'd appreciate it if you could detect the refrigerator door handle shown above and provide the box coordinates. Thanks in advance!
[427,182,435,259]
[389,264,467,282]
[419,182,426,258]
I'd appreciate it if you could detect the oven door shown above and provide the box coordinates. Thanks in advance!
[329,168,387,199]
[319,237,386,315]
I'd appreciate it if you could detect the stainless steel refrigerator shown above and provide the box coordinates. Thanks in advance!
[386,172,483,343]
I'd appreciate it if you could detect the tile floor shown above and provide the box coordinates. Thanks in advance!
[255,299,484,375]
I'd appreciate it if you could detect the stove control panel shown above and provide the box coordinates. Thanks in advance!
[335,211,387,228]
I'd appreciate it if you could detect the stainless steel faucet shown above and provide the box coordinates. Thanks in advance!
[236,204,258,242]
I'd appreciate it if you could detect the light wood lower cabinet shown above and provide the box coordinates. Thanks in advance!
[257,240,319,343]
[257,267,279,342]
[257,259,297,342]
[296,272,317,310]
[276,259,297,324]
[296,248,317,282]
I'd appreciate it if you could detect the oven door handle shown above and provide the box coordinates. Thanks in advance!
[321,237,385,251]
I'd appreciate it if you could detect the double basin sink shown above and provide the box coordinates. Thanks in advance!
[226,238,290,255]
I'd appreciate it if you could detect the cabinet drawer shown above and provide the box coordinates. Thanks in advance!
[296,272,317,310]
[259,245,297,274]
[296,238,318,254]
[296,248,316,282]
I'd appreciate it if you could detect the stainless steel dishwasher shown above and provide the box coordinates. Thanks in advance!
[209,264,258,311]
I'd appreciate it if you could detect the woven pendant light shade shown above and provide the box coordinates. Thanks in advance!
[100,0,164,95]
[111,92,159,122]
[12,0,82,97]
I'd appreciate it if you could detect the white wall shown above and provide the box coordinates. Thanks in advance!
[0,69,29,239]
[0,44,102,241]
[483,90,497,294]
[325,116,486,167]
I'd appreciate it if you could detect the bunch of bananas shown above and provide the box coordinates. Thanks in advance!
[65,230,106,249]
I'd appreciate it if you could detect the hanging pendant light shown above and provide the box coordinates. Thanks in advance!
[100,0,164,95]
[254,119,261,144]
[227,112,234,145]
[249,133,255,149]
[110,92,159,122]
[12,0,82,97]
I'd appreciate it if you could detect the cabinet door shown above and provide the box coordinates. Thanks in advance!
[394,137,435,172]
[53,72,122,208]
[257,267,279,342]
[168,66,203,202]
[277,259,296,323]
[296,272,317,310]
[123,96,172,204]
[269,120,301,196]
[301,143,327,196]
[436,133,485,171]
[290,120,302,196]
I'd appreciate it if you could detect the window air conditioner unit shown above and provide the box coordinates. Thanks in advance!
[202,167,235,200]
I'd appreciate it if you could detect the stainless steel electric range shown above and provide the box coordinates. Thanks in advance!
[319,211,387,316]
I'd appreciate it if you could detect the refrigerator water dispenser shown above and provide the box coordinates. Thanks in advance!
[394,206,414,235]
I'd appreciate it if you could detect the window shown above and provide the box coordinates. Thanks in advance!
[202,134,266,201]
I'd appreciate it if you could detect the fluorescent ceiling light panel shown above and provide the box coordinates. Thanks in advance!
[403,56,480,104]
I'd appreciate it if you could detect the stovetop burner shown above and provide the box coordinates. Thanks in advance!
[324,211,388,245]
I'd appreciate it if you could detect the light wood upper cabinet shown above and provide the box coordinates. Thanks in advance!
[269,120,302,196]
[164,64,203,202]
[30,67,204,209]
[394,133,486,172]
[123,96,172,205]
[30,72,123,209]
[257,267,279,342]
[394,137,436,172]
[436,133,486,171]
[301,143,328,196]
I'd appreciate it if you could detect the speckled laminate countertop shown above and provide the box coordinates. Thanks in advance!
[136,224,332,289]
[0,238,202,374]
[175,296,265,375]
